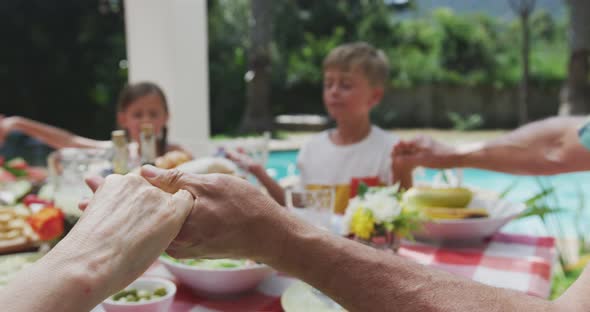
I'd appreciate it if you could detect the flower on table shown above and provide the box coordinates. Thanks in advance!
[350,208,374,240]
[344,184,422,241]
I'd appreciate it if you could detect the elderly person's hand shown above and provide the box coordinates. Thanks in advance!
[140,165,289,262]
[1,173,194,312]
[63,174,192,304]
[224,149,261,173]
[392,135,458,170]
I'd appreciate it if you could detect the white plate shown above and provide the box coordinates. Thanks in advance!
[414,196,526,242]
[281,281,345,312]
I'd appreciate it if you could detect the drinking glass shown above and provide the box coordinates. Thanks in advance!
[285,188,335,231]
[48,148,112,216]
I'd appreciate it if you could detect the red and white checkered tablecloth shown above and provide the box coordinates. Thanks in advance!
[398,232,556,298]
[118,232,556,312]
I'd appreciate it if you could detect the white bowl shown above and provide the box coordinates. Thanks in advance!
[102,277,176,312]
[414,196,527,242]
[159,256,274,297]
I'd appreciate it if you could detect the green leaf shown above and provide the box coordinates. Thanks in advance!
[499,180,519,199]
[518,205,565,219]
[358,182,369,199]
[383,222,394,232]
[440,170,450,184]
[4,167,28,177]
[524,187,555,206]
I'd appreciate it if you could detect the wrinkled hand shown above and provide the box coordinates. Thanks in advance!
[63,174,193,294]
[392,136,458,170]
[140,165,287,261]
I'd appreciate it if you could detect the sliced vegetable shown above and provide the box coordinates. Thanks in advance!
[0,180,32,205]
[0,168,16,183]
[111,287,167,302]
[27,207,64,241]
[23,194,53,207]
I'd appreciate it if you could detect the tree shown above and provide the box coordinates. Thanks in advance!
[509,0,536,125]
[0,0,126,139]
[239,0,273,134]
[559,0,590,115]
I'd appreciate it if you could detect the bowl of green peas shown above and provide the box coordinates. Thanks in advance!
[102,277,176,312]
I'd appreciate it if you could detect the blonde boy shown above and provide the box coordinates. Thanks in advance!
[229,42,411,213]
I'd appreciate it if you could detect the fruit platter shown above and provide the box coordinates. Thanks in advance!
[403,186,526,242]
[0,156,47,186]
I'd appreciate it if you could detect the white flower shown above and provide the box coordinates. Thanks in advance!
[363,191,402,223]
[343,196,363,231]
[378,184,400,195]
[343,185,402,230]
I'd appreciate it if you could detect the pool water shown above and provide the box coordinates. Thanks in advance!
[267,150,590,237]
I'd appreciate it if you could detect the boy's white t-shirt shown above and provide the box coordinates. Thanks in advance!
[296,126,398,214]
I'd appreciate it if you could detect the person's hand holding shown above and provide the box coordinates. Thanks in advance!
[54,174,194,300]
[0,115,17,144]
[392,135,459,170]
[140,165,290,262]
[225,149,263,174]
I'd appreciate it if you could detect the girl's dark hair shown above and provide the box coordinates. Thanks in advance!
[117,81,169,156]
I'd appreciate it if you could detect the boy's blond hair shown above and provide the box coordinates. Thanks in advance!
[323,42,390,87]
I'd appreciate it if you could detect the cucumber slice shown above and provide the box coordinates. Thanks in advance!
[0,181,33,205]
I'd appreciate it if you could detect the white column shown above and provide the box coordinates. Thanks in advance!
[124,0,210,156]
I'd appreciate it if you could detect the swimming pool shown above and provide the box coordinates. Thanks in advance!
[267,150,590,237]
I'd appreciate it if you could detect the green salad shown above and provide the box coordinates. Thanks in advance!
[111,287,167,302]
[0,253,42,288]
[162,254,253,269]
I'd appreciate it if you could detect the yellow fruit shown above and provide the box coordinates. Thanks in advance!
[403,186,472,211]
[422,207,488,220]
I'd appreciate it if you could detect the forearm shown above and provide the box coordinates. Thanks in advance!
[0,236,112,311]
[453,116,589,175]
[393,166,413,190]
[452,141,554,175]
[269,219,555,312]
[251,164,285,205]
[11,116,106,149]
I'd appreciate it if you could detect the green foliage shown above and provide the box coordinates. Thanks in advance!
[503,177,590,298]
[207,2,568,133]
[2,1,570,136]
[551,266,584,299]
[357,182,369,199]
[286,27,346,86]
[447,112,484,131]
[207,0,249,134]
[1,0,126,139]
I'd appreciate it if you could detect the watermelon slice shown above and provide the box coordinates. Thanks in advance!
[6,158,27,170]
[4,158,28,177]
[0,168,16,183]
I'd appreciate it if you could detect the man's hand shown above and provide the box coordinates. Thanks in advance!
[392,136,459,170]
[140,165,287,262]
[225,149,263,174]
[62,174,193,295]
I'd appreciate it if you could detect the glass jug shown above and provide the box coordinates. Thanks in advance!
[47,148,112,216]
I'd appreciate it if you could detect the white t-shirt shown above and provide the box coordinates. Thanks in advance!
[297,126,398,213]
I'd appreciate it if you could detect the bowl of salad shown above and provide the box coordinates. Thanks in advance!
[102,277,176,312]
[159,255,274,297]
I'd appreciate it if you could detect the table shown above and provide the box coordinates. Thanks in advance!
[106,232,556,312]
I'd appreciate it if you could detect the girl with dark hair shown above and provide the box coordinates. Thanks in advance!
[0,81,189,159]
